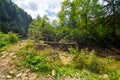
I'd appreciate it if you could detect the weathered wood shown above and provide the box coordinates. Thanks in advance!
[35,41,78,51]
[44,42,78,51]
[35,43,50,50]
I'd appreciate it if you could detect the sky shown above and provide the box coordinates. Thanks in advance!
[13,0,63,20]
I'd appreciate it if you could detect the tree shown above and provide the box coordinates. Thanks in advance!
[103,0,120,35]
[0,0,32,37]
[28,20,42,40]
[75,0,103,34]
[102,0,120,47]
[28,15,56,41]
[58,0,103,44]
[36,14,41,20]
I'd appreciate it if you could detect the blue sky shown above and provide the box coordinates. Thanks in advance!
[13,0,63,20]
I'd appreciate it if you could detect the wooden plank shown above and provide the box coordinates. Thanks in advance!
[44,42,78,51]
[44,42,77,45]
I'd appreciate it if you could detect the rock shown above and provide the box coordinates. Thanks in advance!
[12,56,17,59]
[22,77,29,80]
[47,74,51,77]
[68,76,71,78]
[52,69,56,76]
[10,62,14,65]
[1,54,6,59]
[9,69,17,75]
[103,74,109,79]
[29,73,37,80]
[20,69,30,80]
[1,51,6,54]
[13,78,21,80]
[16,72,22,78]
[0,75,5,79]
[6,75,12,79]
[19,43,24,46]
[21,73,29,80]
[24,69,30,73]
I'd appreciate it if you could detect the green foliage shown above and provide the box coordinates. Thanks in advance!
[108,69,120,80]
[0,0,32,36]
[28,15,57,41]
[68,48,120,79]
[15,41,120,79]
[0,32,8,47]
[24,55,52,72]
[7,32,19,44]
[15,41,52,73]
[57,0,120,47]
[0,32,18,48]
[57,0,103,44]
[96,25,112,38]
[69,48,113,74]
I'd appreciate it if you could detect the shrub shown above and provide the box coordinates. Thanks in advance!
[70,48,112,74]
[0,32,8,48]
[0,32,19,48]
[24,54,52,72]
[7,32,19,44]
[15,43,52,73]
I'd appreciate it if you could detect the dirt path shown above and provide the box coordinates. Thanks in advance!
[0,40,28,80]
[0,40,57,80]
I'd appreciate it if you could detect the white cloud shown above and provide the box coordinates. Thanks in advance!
[13,0,63,20]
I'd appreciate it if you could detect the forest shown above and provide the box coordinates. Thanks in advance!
[0,0,32,37]
[0,0,120,80]
[29,0,120,48]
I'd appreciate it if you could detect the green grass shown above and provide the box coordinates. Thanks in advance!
[0,32,19,52]
[14,41,120,80]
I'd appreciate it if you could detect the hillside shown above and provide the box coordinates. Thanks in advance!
[0,0,32,37]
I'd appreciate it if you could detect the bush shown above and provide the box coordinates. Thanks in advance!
[7,32,19,44]
[0,32,18,48]
[24,55,52,72]
[70,48,112,74]
[0,32,8,48]
[15,42,52,73]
